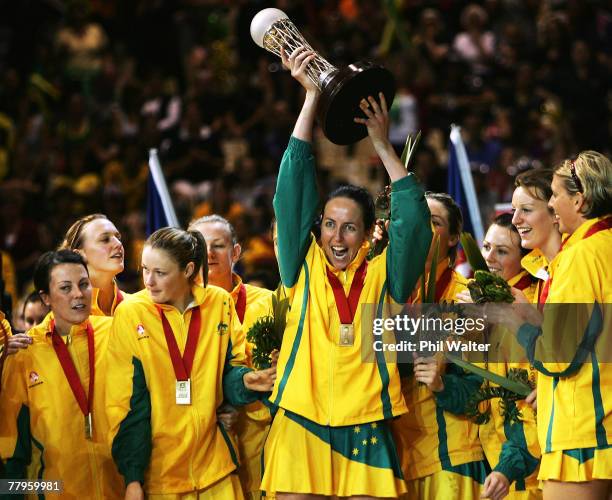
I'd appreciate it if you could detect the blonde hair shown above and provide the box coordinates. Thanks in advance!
[60,214,108,250]
[554,151,612,218]
[145,228,207,285]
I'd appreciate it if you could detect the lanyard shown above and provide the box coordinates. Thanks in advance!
[51,320,95,419]
[157,306,202,381]
[434,267,454,303]
[539,216,612,308]
[235,284,247,324]
[513,273,533,292]
[326,260,368,324]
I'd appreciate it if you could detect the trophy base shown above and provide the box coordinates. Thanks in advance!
[318,61,396,146]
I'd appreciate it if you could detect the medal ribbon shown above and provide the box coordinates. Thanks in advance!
[235,284,247,324]
[434,267,454,303]
[157,306,202,381]
[539,216,612,309]
[51,320,95,418]
[326,260,368,324]
[513,273,533,292]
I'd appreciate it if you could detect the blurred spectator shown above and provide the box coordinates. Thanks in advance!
[0,0,608,298]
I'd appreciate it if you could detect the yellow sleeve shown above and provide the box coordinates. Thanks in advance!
[0,352,31,478]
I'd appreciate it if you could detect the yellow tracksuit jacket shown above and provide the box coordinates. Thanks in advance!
[393,265,486,480]
[0,313,122,499]
[230,275,274,495]
[520,249,550,305]
[270,136,432,426]
[0,311,11,353]
[105,285,259,495]
[90,282,130,316]
[507,270,538,304]
[517,216,612,453]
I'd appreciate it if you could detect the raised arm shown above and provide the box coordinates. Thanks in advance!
[356,93,432,302]
[273,48,321,287]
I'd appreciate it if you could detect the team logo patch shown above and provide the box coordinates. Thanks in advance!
[28,371,43,388]
[216,322,229,335]
[136,324,145,336]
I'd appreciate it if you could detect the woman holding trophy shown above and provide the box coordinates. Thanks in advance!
[261,46,432,498]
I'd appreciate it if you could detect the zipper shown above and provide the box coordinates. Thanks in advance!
[71,334,102,498]
[183,307,198,490]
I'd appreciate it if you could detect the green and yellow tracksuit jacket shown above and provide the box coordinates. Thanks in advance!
[518,217,612,458]
[105,285,259,494]
[0,313,123,499]
[270,136,432,426]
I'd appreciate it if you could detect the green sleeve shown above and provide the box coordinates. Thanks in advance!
[111,358,152,486]
[518,301,602,377]
[434,363,483,415]
[273,137,319,287]
[222,337,259,406]
[1,405,31,487]
[386,175,432,303]
[494,421,540,485]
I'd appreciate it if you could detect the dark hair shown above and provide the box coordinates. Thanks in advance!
[21,290,49,319]
[145,228,207,284]
[425,192,463,265]
[60,213,108,250]
[34,250,89,294]
[491,213,528,256]
[514,168,554,204]
[325,185,375,230]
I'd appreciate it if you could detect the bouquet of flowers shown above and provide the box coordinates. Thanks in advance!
[246,285,289,369]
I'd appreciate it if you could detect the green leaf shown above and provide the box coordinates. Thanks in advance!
[459,232,488,272]
[445,353,532,396]
[400,130,422,170]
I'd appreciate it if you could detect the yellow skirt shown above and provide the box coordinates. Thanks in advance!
[401,461,487,500]
[148,473,244,499]
[261,408,406,497]
[235,401,272,495]
[538,446,612,481]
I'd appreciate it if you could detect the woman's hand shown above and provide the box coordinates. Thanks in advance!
[480,471,510,500]
[525,388,537,411]
[510,287,529,304]
[244,366,277,392]
[413,355,445,392]
[354,93,390,152]
[124,481,144,500]
[455,290,474,304]
[217,404,239,432]
[281,46,318,95]
[7,334,32,354]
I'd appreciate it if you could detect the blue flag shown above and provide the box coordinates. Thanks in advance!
[146,149,179,236]
[447,125,483,242]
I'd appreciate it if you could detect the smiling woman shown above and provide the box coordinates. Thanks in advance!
[60,213,128,316]
[517,151,612,498]
[0,250,123,499]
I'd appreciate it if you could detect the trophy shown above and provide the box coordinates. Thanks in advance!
[250,8,396,145]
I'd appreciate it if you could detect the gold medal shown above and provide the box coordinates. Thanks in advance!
[339,324,354,346]
[176,379,191,405]
[84,413,93,440]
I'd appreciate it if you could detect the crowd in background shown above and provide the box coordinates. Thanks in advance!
[0,0,610,322]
